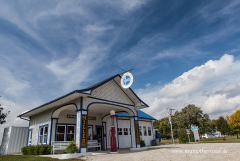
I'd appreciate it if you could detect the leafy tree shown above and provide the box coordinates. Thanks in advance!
[154,104,215,140]
[0,107,10,124]
[226,110,240,139]
[216,116,231,138]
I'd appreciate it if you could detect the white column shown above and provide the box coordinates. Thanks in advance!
[76,111,81,151]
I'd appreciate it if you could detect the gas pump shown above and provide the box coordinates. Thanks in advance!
[110,110,117,153]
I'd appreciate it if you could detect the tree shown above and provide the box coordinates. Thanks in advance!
[154,104,215,139]
[0,107,10,124]
[176,104,215,135]
[226,110,240,139]
[216,116,231,139]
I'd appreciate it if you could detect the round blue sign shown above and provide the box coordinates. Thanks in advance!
[121,72,133,88]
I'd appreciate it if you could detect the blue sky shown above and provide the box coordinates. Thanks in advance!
[1,0,240,139]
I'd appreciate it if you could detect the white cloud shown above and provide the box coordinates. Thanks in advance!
[46,45,107,91]
[145,83,151,87]
[139,54,240,119]
[0,67,30,97]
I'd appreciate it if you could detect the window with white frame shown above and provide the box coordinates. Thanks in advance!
[29,129,33,146]
[143,126,147,136]
[67,125,75,141]
[57,125,65,141]
[88,126,92,140]
[57,125,75,141]
[148,127,151,136]
[124,128,128,135]
[139,126,142,136]
[39,125,48,144]
[118,128,122,135]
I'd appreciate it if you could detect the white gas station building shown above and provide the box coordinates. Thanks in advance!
[17,73,160,154]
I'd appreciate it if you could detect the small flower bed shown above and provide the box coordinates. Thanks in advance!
[66,142,78,153]
[21,145,52,155]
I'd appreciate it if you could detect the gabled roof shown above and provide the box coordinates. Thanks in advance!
[116,110,157,120]
[18,74,149,118]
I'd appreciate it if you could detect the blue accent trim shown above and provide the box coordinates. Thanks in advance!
[26,121,31,146]
[27,128,33,146]
[128,87,149,107]
[86,110,89,152]
[116,110,157,120]
[80,97,83,110]
[76,109,89,111]
[116,117,119,149]
[134,117,137,148]
[51,103,78,118]
[19,116,30,121]
[78,111,82,153]
[55,119,59,141]
[38,124,48,145]
[19,74,149,118]
[18,92,81,117]
[102,111,126,120]
[87,102,135,117]
[88,96,134,107]
[49,118,53,145]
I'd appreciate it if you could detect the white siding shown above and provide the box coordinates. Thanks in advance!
[139,121,154,146]
[0,127,28,155]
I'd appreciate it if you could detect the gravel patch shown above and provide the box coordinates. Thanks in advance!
[81,143,240,161]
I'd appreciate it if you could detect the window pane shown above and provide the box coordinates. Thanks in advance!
[139,126,142,136]
[118,128,122,135]
[40,127,43,135]
[124,128,128,135]
[44,127,48,135]
[67,126,75,134]
[57,126,65,133]
[39,136,42,143]
[143,126,147,136]
[88,126,92,140]
[148,127,151,136]
[57,134,65,141]
[29,130,32,139]
[67,134,74,141]
[44,135,47,143]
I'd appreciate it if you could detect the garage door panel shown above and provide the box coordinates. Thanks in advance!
[118,120,131,148]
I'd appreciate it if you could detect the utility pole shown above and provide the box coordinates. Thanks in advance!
[167,108,175,144]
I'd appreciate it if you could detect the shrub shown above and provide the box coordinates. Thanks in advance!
[21,146,28,155]
[66,142,78,153]
[21,145,52,155]
[190,131,195,142]
[179,131,188,143]
[140,139,146,147]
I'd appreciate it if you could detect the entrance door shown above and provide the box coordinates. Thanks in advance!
[96,126,103,149]
[118,120,131,148]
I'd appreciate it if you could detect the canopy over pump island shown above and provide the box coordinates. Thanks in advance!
[15,73,160,154]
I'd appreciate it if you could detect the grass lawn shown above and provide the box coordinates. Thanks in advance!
[159,136,240,144]
[0,155,84,161]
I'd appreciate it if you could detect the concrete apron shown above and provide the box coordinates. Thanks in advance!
[39,152,92,160]
[38,148,148,159]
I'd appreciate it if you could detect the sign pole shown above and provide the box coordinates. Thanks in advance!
[167,108,175,144]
